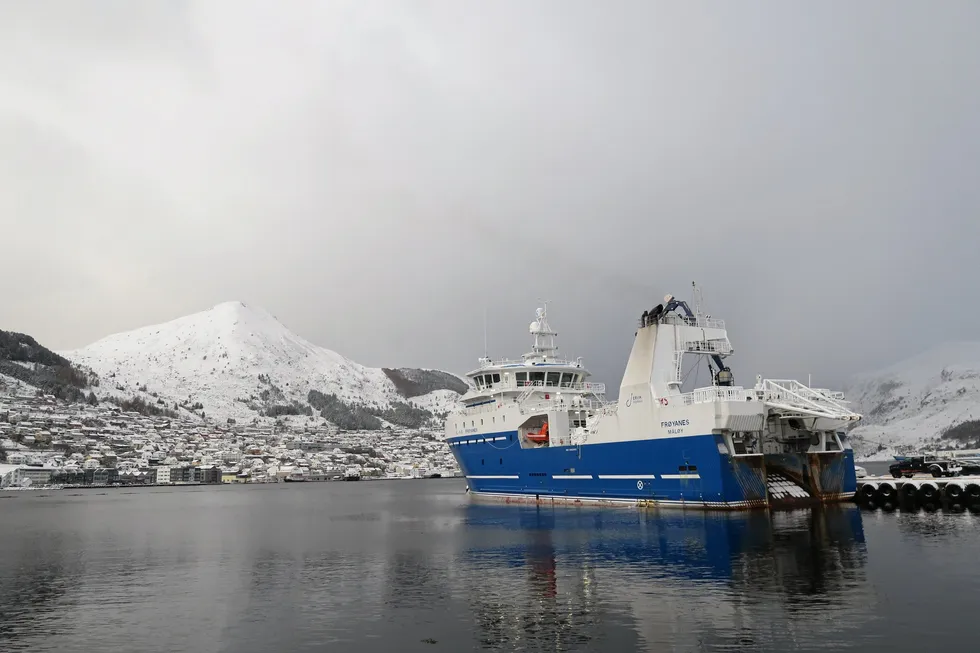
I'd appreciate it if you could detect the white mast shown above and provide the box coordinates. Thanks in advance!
[526,303,558,360]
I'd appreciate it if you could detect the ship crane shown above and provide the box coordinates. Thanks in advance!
[646,293,734,387]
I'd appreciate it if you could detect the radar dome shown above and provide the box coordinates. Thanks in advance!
[529,321,540,333]
[535,307,545,319]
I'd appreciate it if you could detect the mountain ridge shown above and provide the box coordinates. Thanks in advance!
[58,301,465,427]
[843,341,980,460]
[0,329,99,402]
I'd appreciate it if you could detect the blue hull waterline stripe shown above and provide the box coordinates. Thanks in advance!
[451,430,857,508]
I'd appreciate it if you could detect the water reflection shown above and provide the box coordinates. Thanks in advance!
[458,504,871,651]
[10,483,980,652]
[0,530,85,646]
[461,508,635,651]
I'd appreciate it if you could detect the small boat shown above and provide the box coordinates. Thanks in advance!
[526,422,549,443]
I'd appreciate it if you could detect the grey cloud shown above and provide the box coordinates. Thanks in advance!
[2,0,979,394]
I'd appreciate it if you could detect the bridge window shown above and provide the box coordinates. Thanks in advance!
[475,376,484,389]
[547,372,561,386]
[516,372,528,386]
[492,373,500,383]
[530,371,545,384]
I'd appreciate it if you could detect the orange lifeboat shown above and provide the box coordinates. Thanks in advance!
[526,422,549,443]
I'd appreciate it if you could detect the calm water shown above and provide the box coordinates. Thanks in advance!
[1,480,977,652]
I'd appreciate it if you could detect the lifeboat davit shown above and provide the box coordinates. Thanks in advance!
[527,422,549,443]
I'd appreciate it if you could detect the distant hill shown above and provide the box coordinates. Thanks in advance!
[383,368,468,397]
[843,341,980,460]
[0,330,98,402]
[59,301,465,427]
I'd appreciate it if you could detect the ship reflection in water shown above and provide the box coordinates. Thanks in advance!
[457,504,872,651]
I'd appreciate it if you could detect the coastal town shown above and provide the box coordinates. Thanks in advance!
[0,390,461,489]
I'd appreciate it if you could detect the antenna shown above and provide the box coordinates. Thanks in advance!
[483,305,488,359]
[692,281,703,320]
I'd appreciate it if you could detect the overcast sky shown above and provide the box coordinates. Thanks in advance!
[2,1,979,390]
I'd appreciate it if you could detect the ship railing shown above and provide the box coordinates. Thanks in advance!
[659,314,726,330]
[475,357,526,368]
[683,339,733,355]
[515,380,605,393]
[515,383,538,404]
[449,402,501,417]
[504,379,607,394]
[450,380,608,416]
[585,403,619,433]
[473,357,580,370]
[451,385,607,417]
[676,386,752,406]
[518,397,609,416]
[758,380,851,406]
[756,379,861,420]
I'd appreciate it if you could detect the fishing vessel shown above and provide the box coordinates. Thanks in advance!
[441,289,863,509]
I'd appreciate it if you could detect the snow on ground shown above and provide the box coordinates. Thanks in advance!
[408,389,461,415]
[0,372,36,395]
[844,341,980,460]
[60,301,462,424]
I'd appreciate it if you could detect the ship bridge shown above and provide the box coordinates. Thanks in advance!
[458,306,605,408]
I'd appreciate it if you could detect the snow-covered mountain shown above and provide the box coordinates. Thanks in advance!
[59,301,466,426]
[844,341,980,461]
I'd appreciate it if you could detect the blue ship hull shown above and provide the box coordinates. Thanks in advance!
[447,431,857,509]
